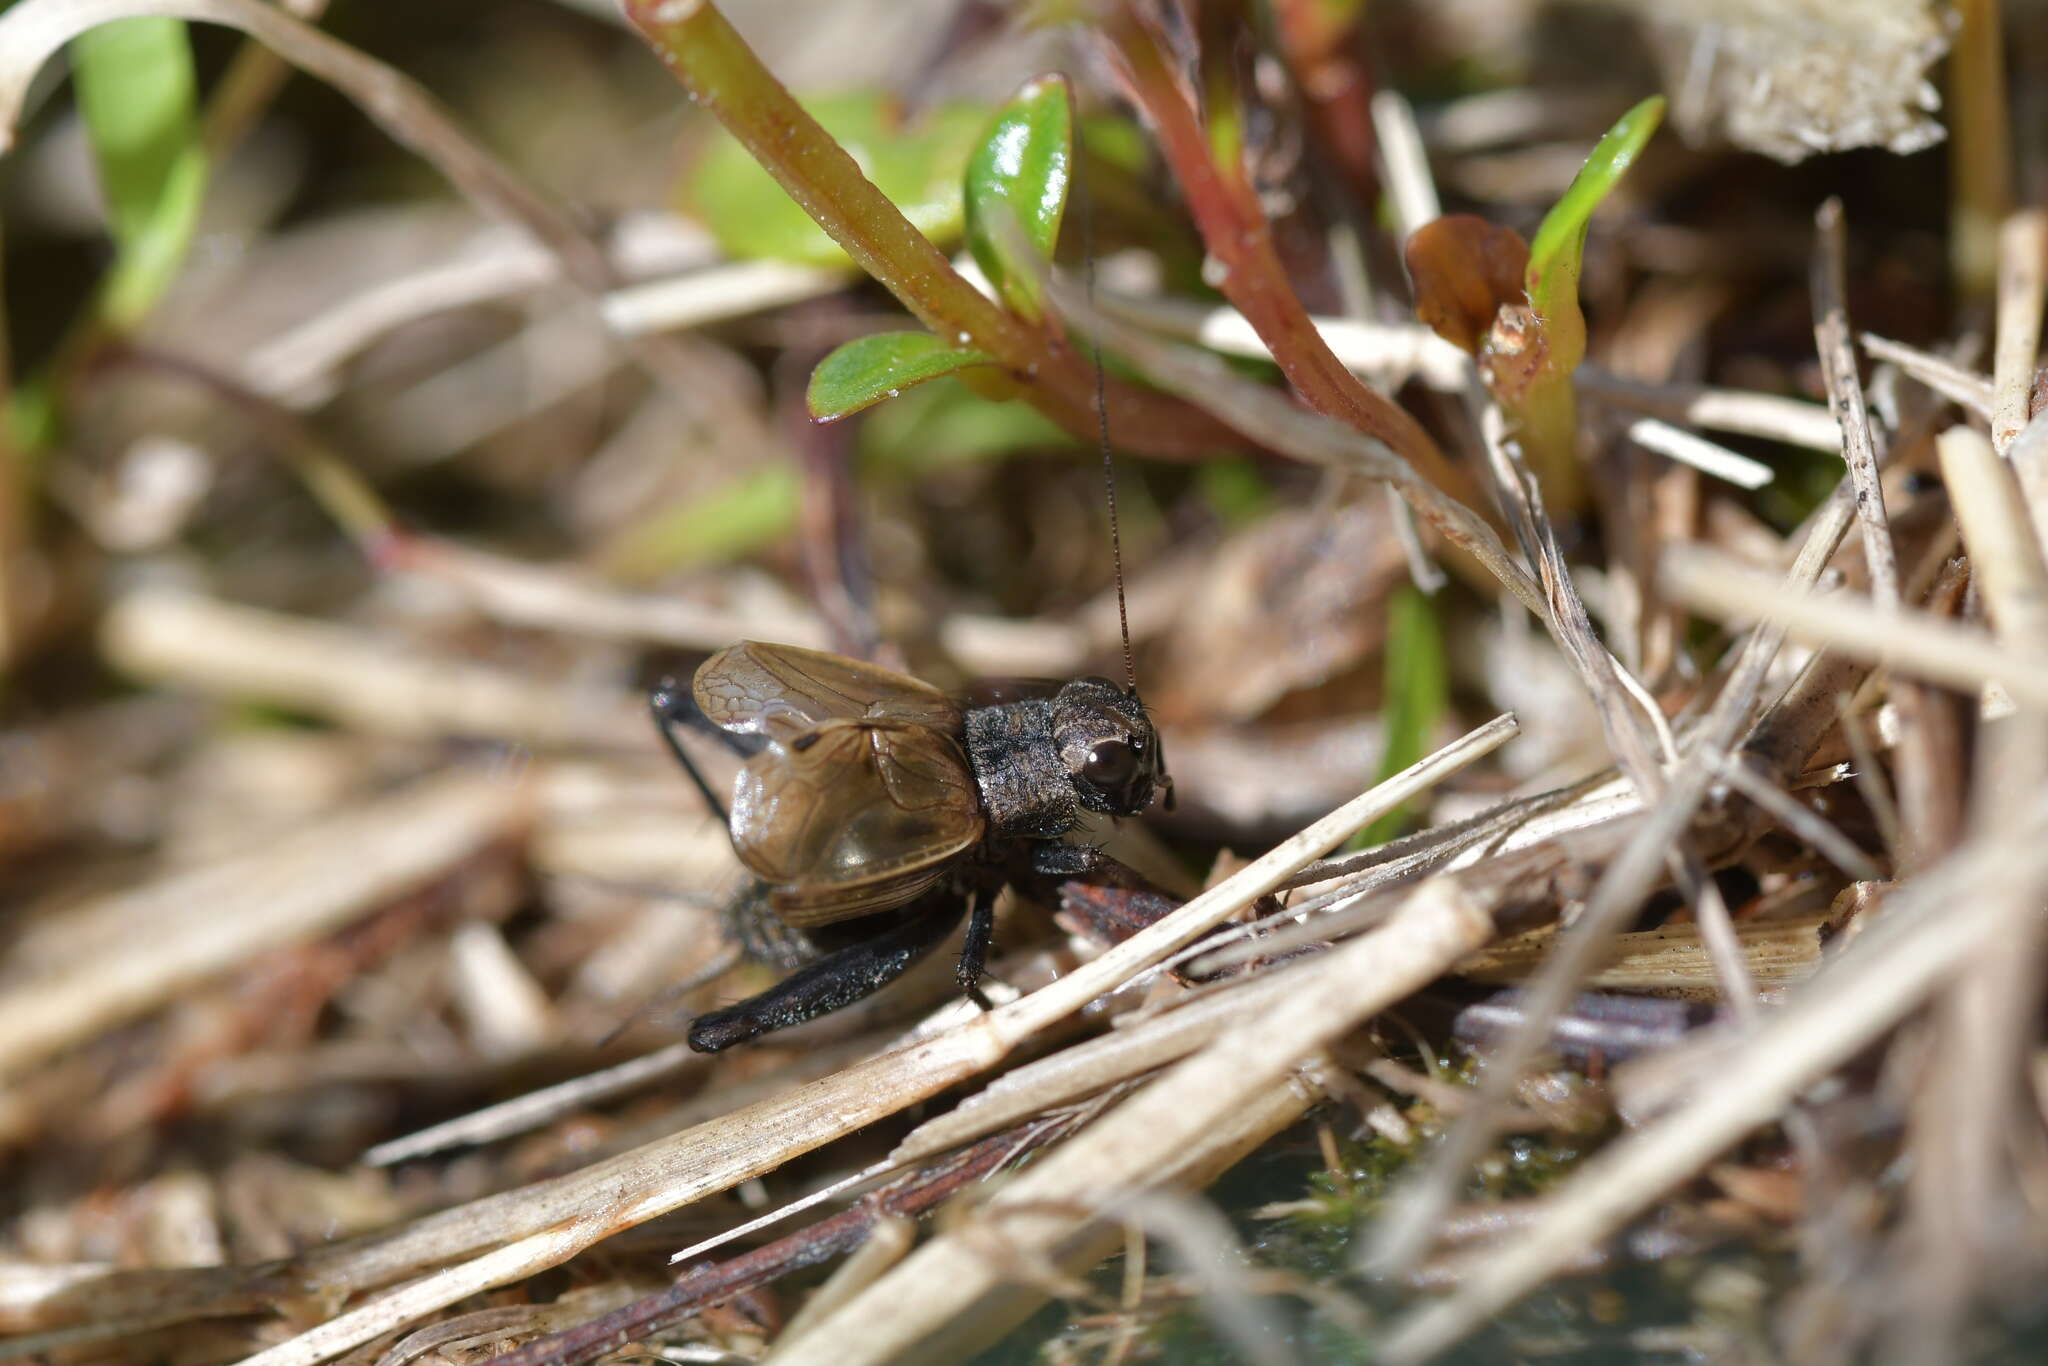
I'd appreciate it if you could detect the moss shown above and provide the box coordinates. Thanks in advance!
[990,1077,1635,1362]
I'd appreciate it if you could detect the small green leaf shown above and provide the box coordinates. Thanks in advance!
[72,18,208,328]
[688,92,986,266]
[603,465,799,580]
[1354,586,1449,849]
[808,331,995,420]
[1077,111,1148,175]
[1525,95,1665,375]
[857,376,1072,475]
[1494,95,1662,513]
[964,74,1073,319]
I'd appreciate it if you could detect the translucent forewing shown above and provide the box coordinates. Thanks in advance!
[694,640,962,740]
[729,717,984,926]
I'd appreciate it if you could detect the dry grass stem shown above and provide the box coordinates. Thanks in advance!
[2010,409,2048,560]
[1992,211,2048,452]
[811,1079,1319,1366]
[1813,200,1901,608]
[234,1032,1020,1366]
[163,718,1512,1366]
[1100,296,1849,465]
[1379,792,2048,1364]
[1202,774,1642,974]
[1473,407,1669,787]
[1938,426,2048,639]
[1576,370,1844,452]
[1471,403,1751,1039]
[1455,912,1831,997]
[240,214,711,406]
[1371,89,1442,235]
[891,963,1316,1166]
[600,258,852,336]
[1103,293,1848,476]
[362,1042,704,1167]
[1859,332,1998,417]
[1369,449,1864,1275]
[1624,417,1775,488]
[8,8,2044,1363]
[399,539,830,652]
[1902,423,2048,1366]
[1429,396,1774,1216]
[773,878,1497,1366]
[1717,755,1883,881]
[101,589,649,749]
[1366,754,1722,1276]
[1662,544,2048,709]
[1286,772,1644,894]
[775,1213,916,1344]
[0,770,522,1089]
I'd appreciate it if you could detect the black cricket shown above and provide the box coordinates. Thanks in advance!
[651,644,1172,1051]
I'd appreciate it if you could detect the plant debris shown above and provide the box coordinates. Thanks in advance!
[1,2,2043,1364]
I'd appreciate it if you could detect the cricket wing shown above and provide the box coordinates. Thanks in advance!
[728,718,984,927]
[694,640,962,741]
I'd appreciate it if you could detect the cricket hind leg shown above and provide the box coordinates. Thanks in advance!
[648,675,765,825]
[688,895,969,1052]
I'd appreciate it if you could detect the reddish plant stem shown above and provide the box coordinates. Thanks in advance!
[1102,6,1476,507]
[488,1118,1062,1366]
[623,0,1239,459]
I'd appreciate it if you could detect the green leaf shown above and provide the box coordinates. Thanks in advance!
[72,18,208,328]
[603,465,799,580]
[1524,95,1664,375]
[1355,586,1449,849]
[1077,111,1148,175]
[1495,95,1663,513]
[964,74,1074,320]
[808,331,995,420]
[1194,458,1273,527]
[688,92,986,266]
[857,375,1072,475]
[6,381,58,453]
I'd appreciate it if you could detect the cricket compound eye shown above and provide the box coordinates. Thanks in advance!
[1082,738,1140,792]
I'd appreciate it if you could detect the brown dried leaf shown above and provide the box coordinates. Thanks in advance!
[1406,214,1531,356]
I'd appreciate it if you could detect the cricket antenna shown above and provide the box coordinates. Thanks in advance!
[1081,175,1137,694]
